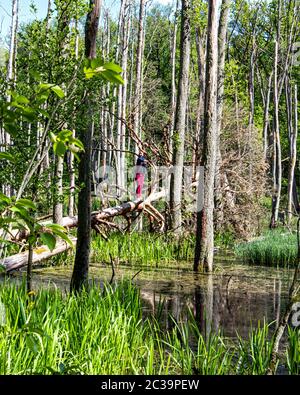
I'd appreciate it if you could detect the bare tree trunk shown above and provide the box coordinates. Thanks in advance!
[194,0,218,272]
[71,0,101,292]
[287,82,298,224]
[53,155,64,224]
[270,1,282,229]
[69,20,80,217]
[263,72,273,161]
[7,0,18,86]
[193,27,206,181]
[169,0,191,234]
[46,0,52,32]
[116,0,130,193]
[4,0,19,196]
[133,0,145,154]
[170,0,179,146]
[214,0,230,231]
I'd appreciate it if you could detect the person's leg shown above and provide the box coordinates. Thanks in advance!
[136,173,144,198]
[136,173,142,198]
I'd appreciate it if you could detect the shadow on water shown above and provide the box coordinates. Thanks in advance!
[3,254,293,340]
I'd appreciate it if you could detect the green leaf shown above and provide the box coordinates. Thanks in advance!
[83,67,95,79]
[53,141,66,157]
[49,132,57,143]
[47,224,66,232]
[21,107,36,122]
[0,152,14,162]
[40,233,56,252]
[69,137,84,151]
[54,231,74,248]
[47,225,74,248]
[38,108,50,118]
[50,85,65,99]
[101,70,124,85]
[0,192,11,205]
[91,58,104,69]
[103,62,122,73]
[9,207,34,231]
[16,199,37,211]
[4,122,18,137]
[29,70,42,81]
[10,92,30,104]
[58,129,73,140]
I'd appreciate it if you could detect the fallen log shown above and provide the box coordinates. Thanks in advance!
[1,185,188,272]
[2,237,76,273]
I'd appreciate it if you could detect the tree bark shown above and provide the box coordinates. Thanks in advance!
[169,0,191,234]
[3,0,19,196]
[116,0,130,192]
[263,72,273,161]
[70,0,101,292]
[194,0,218,272]
[133,0,145,155]
[287,82,298,224]
[214,0,230,231]
[270,1,282,229]
[170,0,179,145]
[53,155,64,224]
[193,26,206,181]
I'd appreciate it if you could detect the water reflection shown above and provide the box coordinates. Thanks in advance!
[135,268,290,339]
[2,259,292,339]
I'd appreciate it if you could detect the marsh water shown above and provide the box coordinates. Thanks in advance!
[6,251,294,340]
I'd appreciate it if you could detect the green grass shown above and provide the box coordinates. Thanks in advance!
[235,230,298,267]
[0,279,230,375]
[286,327,300,374]
[0,280,298,375]
[91,232,195,266]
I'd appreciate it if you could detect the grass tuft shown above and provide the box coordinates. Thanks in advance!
[235,230,298,267]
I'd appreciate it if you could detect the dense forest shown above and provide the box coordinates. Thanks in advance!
[0,0,300,377]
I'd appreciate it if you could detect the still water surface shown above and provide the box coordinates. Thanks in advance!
[8,252,293,340]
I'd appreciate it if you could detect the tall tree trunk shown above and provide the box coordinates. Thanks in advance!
[194,0,218,272]
[68,23,79,217]
[53,155,64,224]
[287,82,298,224]
[71,0,101,292]
[133,0,145,156]
[7,0,18,87]
[263,72,273,161]
[116,0,130,193]
[170,0,179,147]
[214,0,230,231]
[46,0,52,33]
[169,0,191,234]
[3,0,19,196]
[53,4,71,224]
[270,0,282,229]
[193,26,206,181]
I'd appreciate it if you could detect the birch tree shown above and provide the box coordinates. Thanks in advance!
[214,0,230,229]
[133,0,146,155]
[169,0,191,233]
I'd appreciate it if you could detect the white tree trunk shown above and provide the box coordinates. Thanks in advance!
[169,0,191,234]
